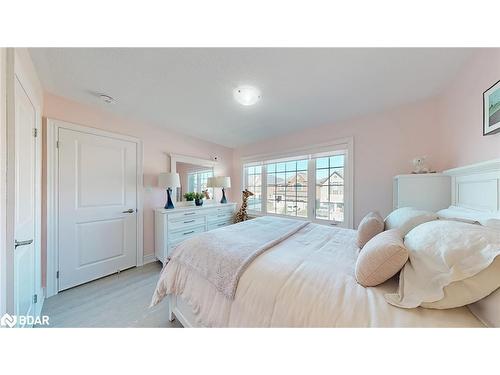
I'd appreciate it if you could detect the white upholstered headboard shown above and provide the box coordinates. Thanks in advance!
[443,158,500,215]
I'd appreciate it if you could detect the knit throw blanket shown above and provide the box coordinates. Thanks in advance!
[153,216,310,302]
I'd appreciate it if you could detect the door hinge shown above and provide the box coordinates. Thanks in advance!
[56,271,59,279]
[33,294,38,304]
[56,140,59,148]
[33,128,38,138]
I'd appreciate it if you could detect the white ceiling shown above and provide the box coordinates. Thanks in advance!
[29,48,474,148]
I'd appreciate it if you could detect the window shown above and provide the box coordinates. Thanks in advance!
[243,165,262,211]
[188,169,213,195]
[315,155,344,222]
[241,141,352,227]
[266,159,308,217]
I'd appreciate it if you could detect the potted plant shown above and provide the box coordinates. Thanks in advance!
[194,192,204,206]
[183,192,196,205]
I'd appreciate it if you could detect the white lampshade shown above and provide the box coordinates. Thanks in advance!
[207,176,231,188]
[158,172,180,189]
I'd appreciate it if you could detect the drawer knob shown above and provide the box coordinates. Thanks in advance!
[183,219,195,223]
[183,230,195,235]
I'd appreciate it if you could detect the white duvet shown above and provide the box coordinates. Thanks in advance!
[154,222,483,327]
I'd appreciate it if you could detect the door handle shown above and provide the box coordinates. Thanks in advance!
[15,239,33,249]
[122,209,135,214]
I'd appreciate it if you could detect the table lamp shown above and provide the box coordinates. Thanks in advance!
[207,176,231,204]
[158,172,181,209]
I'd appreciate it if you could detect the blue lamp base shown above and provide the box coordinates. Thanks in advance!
[164,188,175,209]
[220,188,227,204]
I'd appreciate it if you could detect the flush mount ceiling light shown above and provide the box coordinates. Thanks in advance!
[233,85,261,106]
[99,94,115,104]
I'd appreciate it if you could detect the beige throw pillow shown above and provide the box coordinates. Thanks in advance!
[357,212,384,248]
[355,229,408,287]
[384,207,437,236]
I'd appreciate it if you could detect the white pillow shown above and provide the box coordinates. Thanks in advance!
[385,220,500,309]
[437,206,500,226]
[384,207,437,236]
[436,206,479,224]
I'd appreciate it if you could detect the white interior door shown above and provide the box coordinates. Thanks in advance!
[13,77,36,326]
[58,128,138,291]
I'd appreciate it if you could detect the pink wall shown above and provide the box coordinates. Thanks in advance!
[42,93,234,285]
[234,98,443,227]
[437,49,500,169]
[39,48,500,288]
[234,49,500,228]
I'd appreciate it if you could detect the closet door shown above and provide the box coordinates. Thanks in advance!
[57,127,138,291]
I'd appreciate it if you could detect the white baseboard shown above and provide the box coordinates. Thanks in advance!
[143,254,158,265]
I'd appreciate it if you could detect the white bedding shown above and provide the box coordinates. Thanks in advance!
[154,221,483,327]
[152,216,309,301]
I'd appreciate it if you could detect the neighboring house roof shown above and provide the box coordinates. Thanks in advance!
[253,170,343,187]
[317,170,344,186]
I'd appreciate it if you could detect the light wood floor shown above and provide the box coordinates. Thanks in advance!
[38,261,182,328]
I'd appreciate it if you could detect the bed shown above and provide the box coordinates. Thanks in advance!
[152,159,500,327]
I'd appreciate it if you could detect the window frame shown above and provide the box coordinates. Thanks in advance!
[187,169,214,195]
[240,138,354,229]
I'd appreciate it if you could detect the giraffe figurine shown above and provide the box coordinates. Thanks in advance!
[202,189,211,200]
[234,189,254,223]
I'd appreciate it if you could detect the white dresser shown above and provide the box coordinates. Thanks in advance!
[154,203,237,264]
[393,173,451,212]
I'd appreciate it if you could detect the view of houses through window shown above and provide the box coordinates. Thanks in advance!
[266,159,308,217]
[315,155,344,222]
[243,151,346,224]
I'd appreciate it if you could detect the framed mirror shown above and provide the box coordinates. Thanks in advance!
[169,153,216,203]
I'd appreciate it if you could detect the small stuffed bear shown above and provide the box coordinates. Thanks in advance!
[412,157,429,174]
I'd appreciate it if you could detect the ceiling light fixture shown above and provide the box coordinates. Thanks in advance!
[233,85,261,106]
[99,94,115,104]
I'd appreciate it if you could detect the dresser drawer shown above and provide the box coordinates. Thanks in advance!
[168,216,206,231]
[207,211,233,223]
[169,224,205,243]
[216,206,235,214]
[207,220,233,231]
[168,209,202,222]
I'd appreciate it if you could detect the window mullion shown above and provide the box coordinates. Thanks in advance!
[307,159,315,220]
[261,165,267,213]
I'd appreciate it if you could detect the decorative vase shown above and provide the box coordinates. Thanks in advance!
[195,198,203,206]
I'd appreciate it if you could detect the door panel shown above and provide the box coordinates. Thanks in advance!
[13,76,36,326]
[58,128,137,291]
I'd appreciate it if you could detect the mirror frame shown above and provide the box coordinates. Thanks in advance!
[169,153,217,202]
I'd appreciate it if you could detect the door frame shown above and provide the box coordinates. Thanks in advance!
[46,119,144,297]
[1,49,43,316]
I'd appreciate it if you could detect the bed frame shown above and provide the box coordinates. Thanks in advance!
[168,158,500,327]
